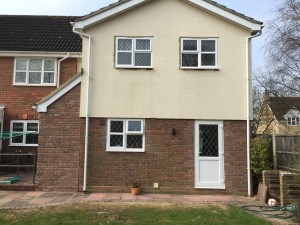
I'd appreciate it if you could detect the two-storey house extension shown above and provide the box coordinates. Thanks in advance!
[34,0,263,195]
[0,16,82,159]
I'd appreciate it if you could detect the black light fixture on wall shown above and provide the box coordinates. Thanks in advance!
[172,128,177,135]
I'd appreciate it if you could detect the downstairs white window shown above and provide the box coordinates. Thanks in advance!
[10,121,39,146]
[107,119,145,152]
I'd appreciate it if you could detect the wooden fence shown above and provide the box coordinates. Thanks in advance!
[273,135,300,172]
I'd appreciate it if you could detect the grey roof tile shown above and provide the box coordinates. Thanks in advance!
[0,15,82,52]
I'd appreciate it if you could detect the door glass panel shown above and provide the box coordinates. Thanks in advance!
[199,125,219,157]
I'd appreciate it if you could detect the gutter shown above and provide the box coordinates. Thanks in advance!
[72,25,92,193]
[57,53,70,88]
[246,29,263,197]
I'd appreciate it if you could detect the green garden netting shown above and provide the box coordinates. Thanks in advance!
[0,132,37,140]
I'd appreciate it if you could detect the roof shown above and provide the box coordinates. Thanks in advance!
[0,15,82,52]
[268,97,300,121]
[74,0,262,32]
[34,73,81,113]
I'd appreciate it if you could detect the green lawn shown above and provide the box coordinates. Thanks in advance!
[0,202,271,225]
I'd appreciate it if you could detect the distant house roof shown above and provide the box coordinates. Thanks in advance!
[74,0,262,31]
[0,15,82,52]
[268,97,300,121]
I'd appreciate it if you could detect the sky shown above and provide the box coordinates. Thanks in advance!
[0,0,284,69]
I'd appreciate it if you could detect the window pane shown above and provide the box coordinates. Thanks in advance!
[201,40,215,52]
[44,72,55,83]
[135,53,151,66]
[136,39,150,50]
[201,54,216,66]
[110,121,123,133]
[127,135,143,149]
[12,135,23,143]
[27,123,38,132]
[128,121,142,132]
[13,123,24,132]
[297,118,300,125]
[288,118,292,125]
[15,72,26,83]
[26,133,38,144]
[29,59,42,71]
[12,123,23,143]
[16,59,27,70]
[183,40,197,51]
[118,39,132,51]
[44,60,55,71]
[117,52,132,65]
[182,54,198,67]
[29,72,42,84]
[110,135,123,147]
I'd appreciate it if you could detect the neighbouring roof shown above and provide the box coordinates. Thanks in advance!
[0,15,82,52]
[268,97,300,121]
[74,0,262,30]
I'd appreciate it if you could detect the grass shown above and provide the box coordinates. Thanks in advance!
[0,202,271,225]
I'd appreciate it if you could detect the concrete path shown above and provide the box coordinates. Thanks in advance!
[0,191,297,225]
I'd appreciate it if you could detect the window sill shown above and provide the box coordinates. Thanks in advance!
[106,149,145,153]
[181,67,219,71]
[13,83,56,87]
[9,144,38,147]
[115,66,153,70]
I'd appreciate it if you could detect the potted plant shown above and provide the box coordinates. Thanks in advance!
[131,182,141,195]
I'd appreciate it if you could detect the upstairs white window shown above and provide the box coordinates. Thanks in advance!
[14,59,56,86]
[10,121,39,146]
[107,119,145,152]
[116,37,152,68]
[181,38,218,69]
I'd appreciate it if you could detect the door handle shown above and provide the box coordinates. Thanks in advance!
[199,147,203,156]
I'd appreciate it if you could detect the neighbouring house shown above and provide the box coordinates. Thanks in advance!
[33,0,263,194]
[257,91,300,135]
[0,15,82,185]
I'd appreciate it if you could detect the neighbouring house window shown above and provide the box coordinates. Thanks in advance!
[287,117,300,126]
[10,121,39,146]
[115,37,152,68]
[14,58,56,85]
[181,38,218,69]
[107,119,145,152]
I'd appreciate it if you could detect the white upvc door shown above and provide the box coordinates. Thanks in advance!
[195,121,225,189]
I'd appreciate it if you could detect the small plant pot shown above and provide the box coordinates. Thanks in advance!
[131,187,140,195]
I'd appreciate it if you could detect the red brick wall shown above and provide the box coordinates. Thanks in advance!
[79,119,247,194]
[0,57,78,154]
[35,84,81,191]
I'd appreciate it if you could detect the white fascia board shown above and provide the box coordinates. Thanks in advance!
[35,75,81,113]
[73,0,147,29]
[187,0,262,31]
[0,51,82,58]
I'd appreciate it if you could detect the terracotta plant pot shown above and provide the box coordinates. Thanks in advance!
[131,187,140,195]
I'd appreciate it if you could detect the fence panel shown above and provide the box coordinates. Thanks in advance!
[275,135,300,172]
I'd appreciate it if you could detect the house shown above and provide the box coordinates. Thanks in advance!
[0,16,82,177]
[257,91,300,135]
[32,0,263,195]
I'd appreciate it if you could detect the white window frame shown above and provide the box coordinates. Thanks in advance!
[9,120,39,146]
[115,37,153,69]
[106,119,145,152]
[13,58,57,86]
[181,38,218,69]
[287,117,300,126]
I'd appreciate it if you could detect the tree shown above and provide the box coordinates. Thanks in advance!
[259,0,300,96]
